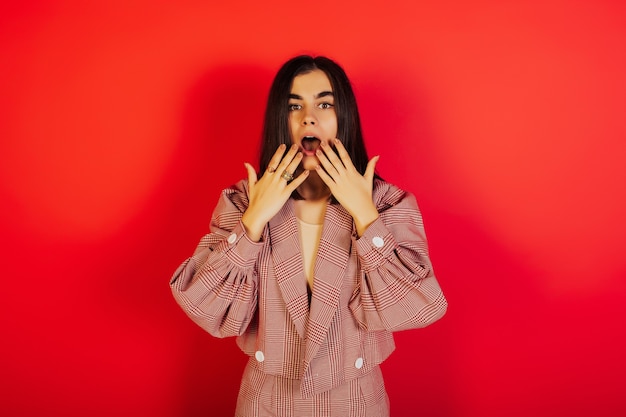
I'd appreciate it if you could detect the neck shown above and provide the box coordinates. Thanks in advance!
[296,171,331,201]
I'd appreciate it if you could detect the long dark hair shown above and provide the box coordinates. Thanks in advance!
[259,55,372,176]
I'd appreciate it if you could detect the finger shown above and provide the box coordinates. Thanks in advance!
[314,163,336,189]
[286,169,310,191]
[316,147,340,179]
[364,155,380,182]
[284,151,303,176]
[277,144,300,171]
[319,141,345,172]
[244,162,258,185]
[331,138,357,171]
[267,144,287,174]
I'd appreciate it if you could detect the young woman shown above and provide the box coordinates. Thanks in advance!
[170,55,447,416]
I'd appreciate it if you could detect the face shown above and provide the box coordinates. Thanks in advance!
[288,69,338,171]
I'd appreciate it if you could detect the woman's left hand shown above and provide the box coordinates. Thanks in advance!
[315,138,380,236]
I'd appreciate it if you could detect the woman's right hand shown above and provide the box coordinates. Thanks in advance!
[241,144,309,241]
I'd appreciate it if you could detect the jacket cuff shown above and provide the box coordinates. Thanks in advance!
[355,217,396,271]
[221,220,264,269]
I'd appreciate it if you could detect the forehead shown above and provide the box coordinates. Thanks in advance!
[290,69,333,95]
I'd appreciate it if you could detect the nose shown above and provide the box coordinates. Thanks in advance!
[302,108,316,125]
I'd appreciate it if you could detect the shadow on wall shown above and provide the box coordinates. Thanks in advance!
[158,63,273,416]
[163,63,273,417]
[90,63,274,416]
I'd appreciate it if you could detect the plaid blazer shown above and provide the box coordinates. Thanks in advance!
[170,178,447,398]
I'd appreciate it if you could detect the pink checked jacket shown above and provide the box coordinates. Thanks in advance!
[170,178,447,398]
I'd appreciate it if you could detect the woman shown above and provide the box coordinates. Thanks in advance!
[170,55,447,416]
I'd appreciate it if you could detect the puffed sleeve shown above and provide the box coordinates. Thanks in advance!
[169,180,264,338]
[349,180,447,332]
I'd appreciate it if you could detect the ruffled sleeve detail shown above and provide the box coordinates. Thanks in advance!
[349,181,447,332]
[170,181,264,338]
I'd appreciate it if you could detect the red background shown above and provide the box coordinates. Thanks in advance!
[1,1,625,416]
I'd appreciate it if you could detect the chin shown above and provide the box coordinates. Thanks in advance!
[300,156,319,170]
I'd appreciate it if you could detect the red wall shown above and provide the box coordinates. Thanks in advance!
[2,1,625,416]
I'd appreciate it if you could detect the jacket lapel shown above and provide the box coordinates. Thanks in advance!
[304,203,354,364]
[268,199,309,339]
[268,199,355,361]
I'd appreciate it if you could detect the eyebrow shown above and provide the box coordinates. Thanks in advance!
[289,91,334,100]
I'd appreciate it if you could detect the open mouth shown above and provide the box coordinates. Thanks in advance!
[301,136,321,155]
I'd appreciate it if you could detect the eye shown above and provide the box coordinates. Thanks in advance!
[318,102,334,110]
[288,103,301,111]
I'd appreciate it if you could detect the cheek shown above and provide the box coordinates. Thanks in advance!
[288,117,298,141]
[325,113,338,137]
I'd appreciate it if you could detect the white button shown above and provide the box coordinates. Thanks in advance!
[372,236,384,248]
[355,357,364,369]
[255,350,265,362]
[227,233,237,244]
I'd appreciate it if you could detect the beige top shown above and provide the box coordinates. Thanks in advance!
[297,218,323,289]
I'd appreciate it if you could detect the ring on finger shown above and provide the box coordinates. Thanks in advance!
[280,170,294,181]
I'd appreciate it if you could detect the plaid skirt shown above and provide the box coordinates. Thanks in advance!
[235,359,390,417]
